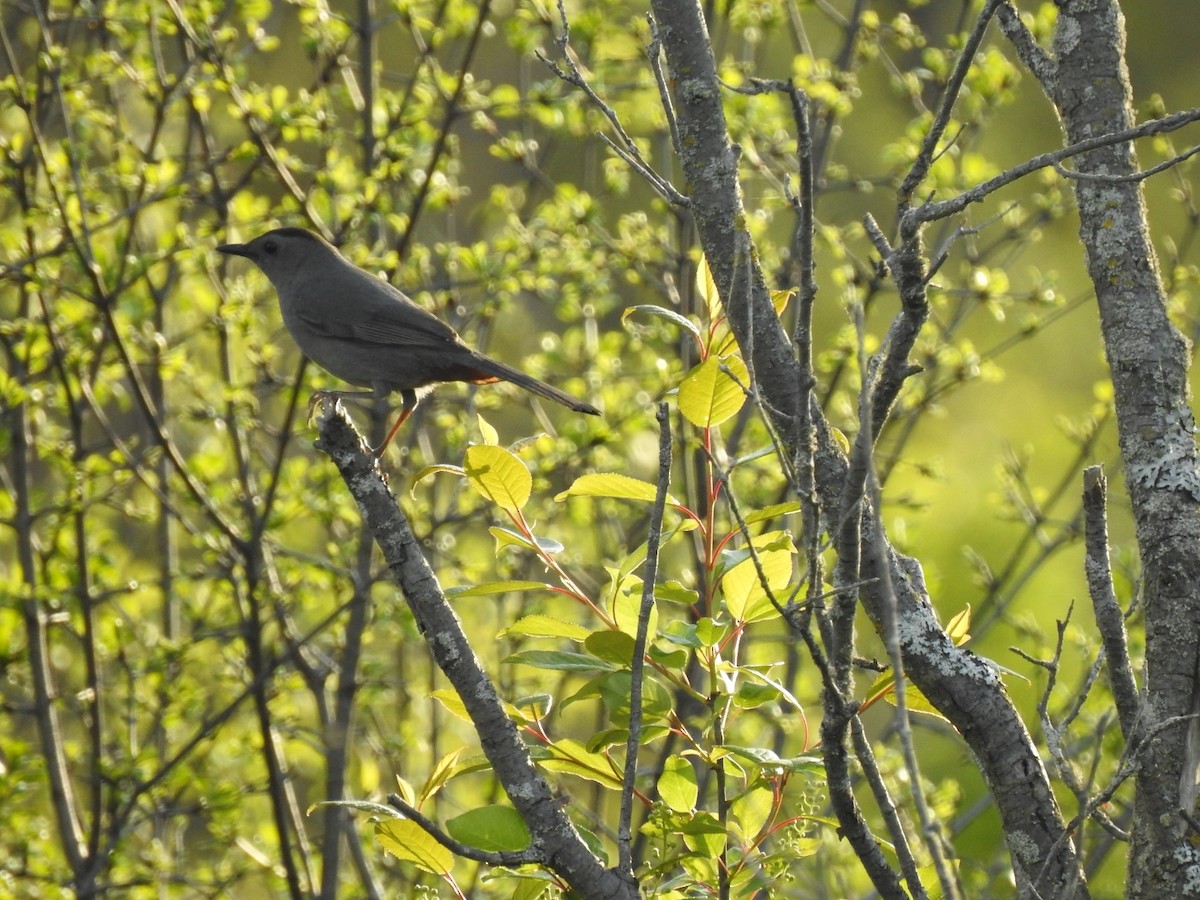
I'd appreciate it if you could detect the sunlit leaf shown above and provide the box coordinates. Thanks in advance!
[678,355,750,428]
[555,472,674,504]
[447,580,556,599]
[501,615,591,641]
[465,444,531,513]
[946,604,972,645]
[622,304,701,339]
[658,755,698,812]
[534,738,623,789]
[375,818,454,875]
[505,650,616,673]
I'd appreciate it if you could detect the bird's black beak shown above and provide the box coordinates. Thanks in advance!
[217,242,254,259]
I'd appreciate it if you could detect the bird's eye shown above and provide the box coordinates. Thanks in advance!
[263,240,278,255]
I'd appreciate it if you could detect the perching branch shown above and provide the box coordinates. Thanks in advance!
[315,404,636,900]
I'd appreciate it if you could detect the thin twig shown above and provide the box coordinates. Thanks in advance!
[539,0,689,208]
[899,0,1004,205]
[618,403,672,882]
[907,107,1200,227]
[1055,143,1200,183]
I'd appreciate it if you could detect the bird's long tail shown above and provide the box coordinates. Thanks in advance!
[473,355,600,416]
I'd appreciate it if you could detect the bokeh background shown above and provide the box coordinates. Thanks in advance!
[2,0,1198,895]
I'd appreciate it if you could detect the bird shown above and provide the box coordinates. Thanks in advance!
[217,227,600,456]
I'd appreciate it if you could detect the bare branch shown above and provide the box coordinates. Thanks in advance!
[907,108,1200,228]
[617,403,671,883]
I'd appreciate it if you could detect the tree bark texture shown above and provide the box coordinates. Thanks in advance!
[316,410,637,900]
[648,0,1088,895]
[1042,2,1200,895]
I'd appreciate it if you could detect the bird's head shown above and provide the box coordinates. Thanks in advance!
[217,227,341,291]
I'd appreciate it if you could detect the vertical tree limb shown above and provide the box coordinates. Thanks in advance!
[646,0,1089,894]
[1024,3,1200,894]
[1081,465,1141,744]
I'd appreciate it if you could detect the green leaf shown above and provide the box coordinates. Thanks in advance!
[587,724,672,752]
[490,526,563,555]
[720,530,794,622]
[584,629,637,665]
[658,755,698,812]
[555,472,673,504]
[465,444,531,513]
[694,617,730,648]
[661,620,702,649]
[622,303,702,339]
[308,799,403,819]
[678,355,750,428]
[446,580,555,599]
[534,738,623,789]
[513,693,554,720]
[561,671,673,724]
[480,868,556,900]
[681,810,727,857]
[500,615,591,642]
[657,580,699,606]
[742,501,803,524]
[648,640,688,668]
[505,650,616,673]
[446,806,531,852]
[375,818,454,875]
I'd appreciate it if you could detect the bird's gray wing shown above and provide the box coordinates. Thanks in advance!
[297,293,464,350]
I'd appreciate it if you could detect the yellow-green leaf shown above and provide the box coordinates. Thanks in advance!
[678,355,749,428]
[490,526,539,553]
[431,688,471,723]
[658,755,698,812]
[465,444,531,513]
[537,738,623,789]
[611,580,658,642]
[447,581,555,599]
[501,615,591,642]
[375,818,454,875]
[731,782,775,841]
[946,604,971,645]
[419,748,466,807]
[477,414,499,446]
[696,254,722,321]
[721,530,794,621]
[411,463,465,495]
[555,472,673,504]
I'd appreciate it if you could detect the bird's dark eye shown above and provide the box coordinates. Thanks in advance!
[263,240,278,255]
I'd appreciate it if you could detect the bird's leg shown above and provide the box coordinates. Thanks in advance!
[307,388,377,421]
[371,389,420,458]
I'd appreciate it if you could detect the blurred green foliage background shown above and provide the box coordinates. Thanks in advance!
[2,0,1198,895]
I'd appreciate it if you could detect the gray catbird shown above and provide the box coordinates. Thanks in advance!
[217,228,600,455]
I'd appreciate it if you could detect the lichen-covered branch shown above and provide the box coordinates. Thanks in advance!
[315,406,636,900]
[1015,2,1200,895]
[646,0,1088,894]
